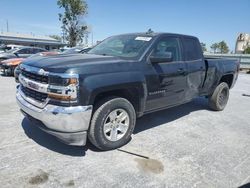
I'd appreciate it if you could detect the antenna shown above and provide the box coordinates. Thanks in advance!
[91,31,93,46]
[146,28,153,34]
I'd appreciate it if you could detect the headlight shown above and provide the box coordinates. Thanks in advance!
[47,75,79,102]
[49,76,78,86]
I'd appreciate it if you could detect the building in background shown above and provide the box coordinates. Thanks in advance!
[0,32,65,50]
[235,33,250,54]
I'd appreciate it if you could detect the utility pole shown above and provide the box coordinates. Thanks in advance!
[85,32,89,46]
[91,31,93,46]
[6,20,9,32]
[62,29,65,43]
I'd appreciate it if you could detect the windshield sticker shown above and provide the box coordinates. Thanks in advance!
[135,36,152,41]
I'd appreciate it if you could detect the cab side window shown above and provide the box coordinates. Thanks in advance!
[183,38,203,61]
[152,37,181,62]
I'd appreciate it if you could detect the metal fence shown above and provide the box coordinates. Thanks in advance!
[204,53,250,69]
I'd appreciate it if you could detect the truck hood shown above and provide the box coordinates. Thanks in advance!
[22,53,128,73]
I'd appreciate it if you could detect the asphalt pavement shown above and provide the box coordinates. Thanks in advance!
[0,73,249,188]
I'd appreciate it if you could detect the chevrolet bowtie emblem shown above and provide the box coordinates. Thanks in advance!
[38,69,46,75]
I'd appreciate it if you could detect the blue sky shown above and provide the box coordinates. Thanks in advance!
[0,0,249,51]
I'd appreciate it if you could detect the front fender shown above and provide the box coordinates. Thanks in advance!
[79,72,147,113]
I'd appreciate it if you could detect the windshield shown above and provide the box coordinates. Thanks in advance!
[88,34,153,59]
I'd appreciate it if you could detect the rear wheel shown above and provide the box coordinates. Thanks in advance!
[208,82,229,111]
[88,97,136,150]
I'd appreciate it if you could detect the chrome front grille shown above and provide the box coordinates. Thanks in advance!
[21,86,48,103]
[18,64,79,107]
[19,65,49,105]
[21,69,48,84]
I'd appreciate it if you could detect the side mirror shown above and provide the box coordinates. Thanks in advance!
[150,52,173,63]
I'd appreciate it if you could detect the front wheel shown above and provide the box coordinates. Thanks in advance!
[208,82,229,111]
[88,97,136,150]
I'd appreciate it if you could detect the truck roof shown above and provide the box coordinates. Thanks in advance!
[116,32,198,39]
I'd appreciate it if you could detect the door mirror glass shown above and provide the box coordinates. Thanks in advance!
[150,52,173,63]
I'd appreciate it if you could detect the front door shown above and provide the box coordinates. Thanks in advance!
[145,36,187,111]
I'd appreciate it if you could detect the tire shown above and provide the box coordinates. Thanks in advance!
[88,97,136,150]
[4,67,14,76]
[10,66,16,76]
[208,82,229,111]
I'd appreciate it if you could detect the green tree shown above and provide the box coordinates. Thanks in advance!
[57,0,88,47]
[49,35,62,41]
[217,41,229,54]
[200,42,207,52]
[210,43,218,53]
[244,47,250,54]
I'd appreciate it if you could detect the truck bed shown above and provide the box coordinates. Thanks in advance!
[202,58,239,95]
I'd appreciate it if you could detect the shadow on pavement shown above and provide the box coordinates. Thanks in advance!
[238,182,250,188]
[0,73,10,77]
[134,97,209,134]
[21,97,209,155]
[21,117,99,157]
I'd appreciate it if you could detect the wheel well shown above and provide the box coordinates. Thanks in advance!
[220,74,233,88]
[93,88,140,115]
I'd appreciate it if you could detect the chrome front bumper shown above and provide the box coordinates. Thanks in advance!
[16,87,93,146]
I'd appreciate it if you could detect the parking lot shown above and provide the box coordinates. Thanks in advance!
[0,73,249,188]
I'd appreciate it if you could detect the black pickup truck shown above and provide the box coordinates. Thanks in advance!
[16,32,239,150]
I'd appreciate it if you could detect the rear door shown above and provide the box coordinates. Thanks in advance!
[182,37,206,100]
[145,36,188,111]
